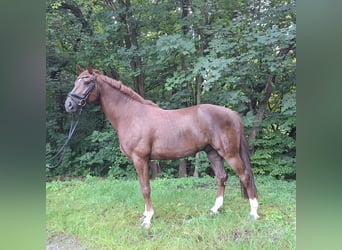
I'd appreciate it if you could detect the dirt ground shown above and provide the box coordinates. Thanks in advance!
[46,230,84,250]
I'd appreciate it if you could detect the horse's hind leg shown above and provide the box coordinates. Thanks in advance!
[225,155,260,219]
[206,147,228,214]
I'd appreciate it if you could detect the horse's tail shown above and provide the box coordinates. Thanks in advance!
[239,122,258,199]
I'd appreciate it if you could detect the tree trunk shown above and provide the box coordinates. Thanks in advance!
[58,3,93,36]
[131,58,145,97]
[191,0,209,177]
[249,75,275,152]
[181,0,191,34]
[247,42,294,151]
[150,161,161,179]
[177,0,192,176]
[178,159,187,178]
[125,0,145,97]
[193,76,202,177]
[107,0,145,97]
[193,153,200,177]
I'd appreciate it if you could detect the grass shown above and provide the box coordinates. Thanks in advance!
[46,175,296,249]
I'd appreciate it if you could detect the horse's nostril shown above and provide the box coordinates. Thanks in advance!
[65,99,76,112]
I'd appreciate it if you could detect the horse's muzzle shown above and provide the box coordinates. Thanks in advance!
[65,97,79,113]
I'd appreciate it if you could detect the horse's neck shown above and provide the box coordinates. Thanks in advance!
[98,78,140,130]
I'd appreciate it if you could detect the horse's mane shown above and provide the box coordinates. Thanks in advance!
[99,74,158,107]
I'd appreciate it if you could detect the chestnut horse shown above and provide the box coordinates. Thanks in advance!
[65,65,260,228]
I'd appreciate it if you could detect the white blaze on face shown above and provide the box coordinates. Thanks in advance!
[249,198,260,219]
[210,196,223,214]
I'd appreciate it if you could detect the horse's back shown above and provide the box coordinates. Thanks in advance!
[196,104,242,128]
[150,103,241,136]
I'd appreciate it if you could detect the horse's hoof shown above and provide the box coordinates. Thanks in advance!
[250,213,260,220]
[208,210,218,216]
[141,222,152,229]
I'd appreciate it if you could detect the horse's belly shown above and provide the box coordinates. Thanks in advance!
[150,149,199,160]
[150,136,207,160]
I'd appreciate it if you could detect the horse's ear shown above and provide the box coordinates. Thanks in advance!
[76,65,83,74]
[86,64,93,74]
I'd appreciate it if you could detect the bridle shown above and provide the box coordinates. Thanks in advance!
[46,73,98,169]
[67,73,98,108]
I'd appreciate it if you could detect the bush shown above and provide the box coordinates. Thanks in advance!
[250,125,296,179]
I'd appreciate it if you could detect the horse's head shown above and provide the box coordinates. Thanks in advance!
[65,65,99,113]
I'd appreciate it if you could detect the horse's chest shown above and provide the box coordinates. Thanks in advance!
[119,143,130,157]
[118,132,151,158]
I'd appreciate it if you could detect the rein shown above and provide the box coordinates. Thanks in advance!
[46,109,82,169]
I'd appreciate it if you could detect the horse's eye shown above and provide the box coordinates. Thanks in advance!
[78,76,89,84]
[81,77,90,85]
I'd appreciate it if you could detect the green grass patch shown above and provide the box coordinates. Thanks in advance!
[46,175,295,249]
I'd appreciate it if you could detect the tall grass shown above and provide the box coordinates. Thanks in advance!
[46,175,296,249]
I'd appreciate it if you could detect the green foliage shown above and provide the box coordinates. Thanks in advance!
[251,131,295,178]
[251,91,296,179]
[74,129,136,179]
[107,145,136,180]
[188,152,211,176]
[46,0,296,180]
[157,34,196,56]
[74,130,115,176]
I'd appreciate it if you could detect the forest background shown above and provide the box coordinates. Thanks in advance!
[46,0,296,180]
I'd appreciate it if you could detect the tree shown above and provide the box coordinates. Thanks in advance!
[46,0,296,180]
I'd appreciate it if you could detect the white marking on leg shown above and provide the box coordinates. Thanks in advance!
[141,205,154,228]
[210,196,223,214]
[249,198,260,219]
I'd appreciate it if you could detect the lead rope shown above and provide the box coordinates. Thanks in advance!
[46,108,82,169]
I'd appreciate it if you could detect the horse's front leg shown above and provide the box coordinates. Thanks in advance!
[206,149,228,214]
[133,156,154,229]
